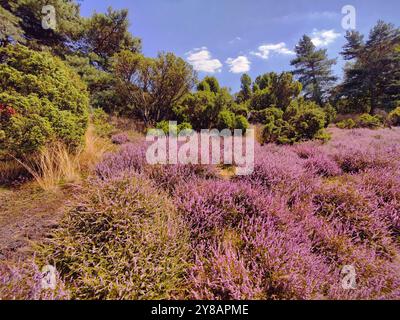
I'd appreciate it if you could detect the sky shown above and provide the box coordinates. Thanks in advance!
[78,0,400,92]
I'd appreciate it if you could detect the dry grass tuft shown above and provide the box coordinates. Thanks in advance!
[12,125,112,191]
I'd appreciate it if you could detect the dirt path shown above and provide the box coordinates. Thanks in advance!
[0,185,74,261]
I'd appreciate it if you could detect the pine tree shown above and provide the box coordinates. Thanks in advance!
[340,21,400,113]
[291,35,337,105]
[236,74,252,103]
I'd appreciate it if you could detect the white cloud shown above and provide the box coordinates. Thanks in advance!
[226,56,251,73]
[229,36,242,44]
[251,42,294,60]
[311,29,341,47]
[186,47,222,73]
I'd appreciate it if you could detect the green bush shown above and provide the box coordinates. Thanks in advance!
[216,110,235,130]
[92,108,114,137]
[215,111,249,132]
[262,108,292,144]
[155,120,193,135]
[356,113,382,129]
[287,100,327,141]
[0,45,89,158]
[388,107,400,126]
[41,174,190,299]
[323,103,337,127]
[261,100,328,144]
[234,115,249,132]
[336,118,356,129]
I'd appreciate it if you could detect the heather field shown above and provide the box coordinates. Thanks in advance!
[2,127,398,300]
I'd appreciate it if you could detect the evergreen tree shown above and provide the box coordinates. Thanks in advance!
[2,0,83,54]
[236,74,252,103]
[82,7,141,70]
[291,35,337,105]
[340,21,400,113]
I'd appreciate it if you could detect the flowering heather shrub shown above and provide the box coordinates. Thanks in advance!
[292,143,319,159]
[175,180,280,241]
[312,182,396,254]
[111,133,130,145]
[304,153,342,177]
[96,140,217,191]
[41,174,190,299]
[238,144,319,205]
[188,241,266,300]
[148,163,216,192]
[353,168,400,236]
[95,143,147,179]
[175,180,334,299]
[0,259,69,300]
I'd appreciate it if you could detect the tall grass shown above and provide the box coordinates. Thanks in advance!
[0,160,27,185]
[13,126,112,191]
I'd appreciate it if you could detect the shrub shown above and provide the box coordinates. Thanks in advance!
[304,153,342,177]
[216,110,235,130]
[234,115,249,132]
[91,108,114,138]
[388,107,400,126]
[261,100,328,144]
[111,133,130,145]
[287,100,327,141]
[95,143,147,179]
[0,45,89,157]
[41,174,190,299]
[155,120,193,135]
[356,113,382,129]
[323,103,337,126]
[336,119,356,129]
[0,259,69,300]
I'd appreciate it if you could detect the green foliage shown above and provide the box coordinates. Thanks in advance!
[291,35,337,105]
[41,174,190,299]
[0,45,89,157]
[336,119,356,129]
[91,108,114,137]
[216,110,235,130]
[155,120,192,135]
[5,0,83,54]
[236,74,252,103]
[197,76,220,94]
[388,107,400,126]
[262,107,294,144]
[261,100,328,144]
[83,7,142,69]
[323,103,337,126]
[234,115,249,132]
[339,22,400,113]
[287,100,327,140]
[356,113,382,129]
[65,55,120,112]
[249,72,302,112]
[112,50,196,124]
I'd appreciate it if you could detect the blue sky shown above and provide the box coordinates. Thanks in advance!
[79,0,400,91]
